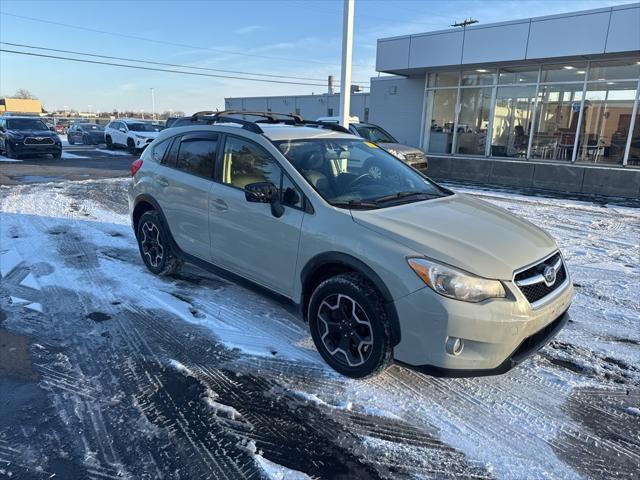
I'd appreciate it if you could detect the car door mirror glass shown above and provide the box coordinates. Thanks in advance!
[119,127,127,133]
[244,181,277,203]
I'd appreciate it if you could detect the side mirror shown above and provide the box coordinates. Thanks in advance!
[119,127,127,133]
[49,126,55,132]
[244,182,284,218]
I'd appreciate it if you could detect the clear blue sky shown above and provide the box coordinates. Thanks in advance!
[0,0,629,114]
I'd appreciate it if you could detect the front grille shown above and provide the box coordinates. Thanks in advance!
[514,252,567,306]
[24,137,54,145]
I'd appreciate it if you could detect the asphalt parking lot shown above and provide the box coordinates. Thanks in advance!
[0,139,136,185]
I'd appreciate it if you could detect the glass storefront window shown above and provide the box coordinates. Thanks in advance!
[498,66,539,85]
[628,109,640,167]
[455,87,492,155]
[541,63,587,83]
[577,81,637,165]
[427,71,459,88]
[426,89,457,154]
[530,84,584,161]
[490,85,536,157]
[589,59,640,81]
[461,69,496,86]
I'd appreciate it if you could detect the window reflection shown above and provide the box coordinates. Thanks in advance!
[530,84,584,161]
[427,89,457,154]
[491,86,536,158]
[455,87,492,155]
[578,82,637,165]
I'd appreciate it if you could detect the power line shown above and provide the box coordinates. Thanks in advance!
[0,12,350,68]
[0,48,330,86]
[0,41,370,85]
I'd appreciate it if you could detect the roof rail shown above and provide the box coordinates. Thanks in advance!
[186,110,352,135]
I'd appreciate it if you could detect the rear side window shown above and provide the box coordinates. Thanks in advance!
[151,139,171,163]
[176,137,218,178]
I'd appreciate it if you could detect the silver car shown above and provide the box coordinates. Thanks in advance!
[128,112,573,378]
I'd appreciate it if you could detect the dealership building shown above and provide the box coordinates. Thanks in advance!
[227,3,640,198]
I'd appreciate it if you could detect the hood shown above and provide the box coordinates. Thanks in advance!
[351,193,557,280]
[9,129,58,138]
[377,142,424,155]
[132,131,160,139]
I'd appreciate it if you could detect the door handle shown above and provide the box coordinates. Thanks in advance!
[157,176,169,187]
[210,198,228,211]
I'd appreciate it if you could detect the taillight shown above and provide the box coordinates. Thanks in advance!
[130,159,143,177]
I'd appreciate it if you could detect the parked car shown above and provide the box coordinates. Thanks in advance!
[104,119,163,154]
[67,122,105,145]
[128,111,572,379]
[0,115,62,159]
[317,116,428,173]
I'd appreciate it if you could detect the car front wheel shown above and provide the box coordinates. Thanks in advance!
[5,143,18,159]
[105,136,114,150]
[308,272,393,378]
[136,210,181,276]
[127,139,137,155]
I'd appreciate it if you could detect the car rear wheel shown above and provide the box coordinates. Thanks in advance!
[308,272,393,378]
[68,135,75,145]
[136,210,181,276]
[127,139,137,155]
[105,136,114,150]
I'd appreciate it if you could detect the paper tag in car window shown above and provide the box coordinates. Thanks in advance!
[364,141,379,148]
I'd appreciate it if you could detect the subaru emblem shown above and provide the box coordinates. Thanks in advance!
[543,265,556,285]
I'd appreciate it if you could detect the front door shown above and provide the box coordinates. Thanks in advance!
[208,135,304,297]
[155,132,219,261]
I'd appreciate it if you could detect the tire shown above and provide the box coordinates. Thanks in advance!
[105,136,114,150]
[308,272,393,378]
[68,136,75,145]
[127,139,137,155]
[52,150,62,159]
[136,210,181,276]
[6,143,17,159]
[82,135,90,145]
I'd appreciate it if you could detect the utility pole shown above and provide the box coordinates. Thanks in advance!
[339,0,354,129]
[150,88,156,122]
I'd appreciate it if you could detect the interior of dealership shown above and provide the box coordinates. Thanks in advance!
[423,58,640,167]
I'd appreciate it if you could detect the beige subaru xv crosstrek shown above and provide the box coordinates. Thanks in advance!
[128,111,573,378]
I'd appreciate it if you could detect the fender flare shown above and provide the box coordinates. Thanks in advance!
[301,252,401,346]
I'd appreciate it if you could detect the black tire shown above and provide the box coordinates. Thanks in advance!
[52,150,62,159]
[68,135,75,145]
[82,135,90,145]
[127,139,137,155]
[308,272,393,378]
[136,210,181,276]
[105,136,114,150]
[5,143,17,159]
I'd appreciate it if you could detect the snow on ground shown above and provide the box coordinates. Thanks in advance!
[95,148,134,156]
[1,178,638,479]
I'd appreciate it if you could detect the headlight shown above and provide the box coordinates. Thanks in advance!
[8,132,25,139]
[407,258,506,303]
[387,148,406,160]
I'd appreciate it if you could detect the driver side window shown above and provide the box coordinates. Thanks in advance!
[221,137,302,209]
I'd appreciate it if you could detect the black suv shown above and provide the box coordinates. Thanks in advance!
[0,116,62,159]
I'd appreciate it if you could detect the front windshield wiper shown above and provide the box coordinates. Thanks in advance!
[331,199,378,209]
[373,191,442,204]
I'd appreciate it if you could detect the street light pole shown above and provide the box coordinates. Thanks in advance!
[339,0,354,129]
[150,88,156,122]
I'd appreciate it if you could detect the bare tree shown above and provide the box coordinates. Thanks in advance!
[13,89,37,99]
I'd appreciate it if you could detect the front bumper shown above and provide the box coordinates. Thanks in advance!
[392,278,573,376]
[9,139,62,155]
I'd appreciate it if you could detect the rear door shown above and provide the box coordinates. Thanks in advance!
[208,134,305,297]
[154,131,219,261]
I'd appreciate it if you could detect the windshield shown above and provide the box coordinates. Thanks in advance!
[276,138,447,209]
[354,125,396,143]
[7,118,49,130]
[80,123,104,130]
[127,122,161,132]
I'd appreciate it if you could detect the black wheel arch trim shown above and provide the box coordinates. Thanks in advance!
[301,251,401,346]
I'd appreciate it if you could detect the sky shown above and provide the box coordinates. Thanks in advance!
[0,0,631,114]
